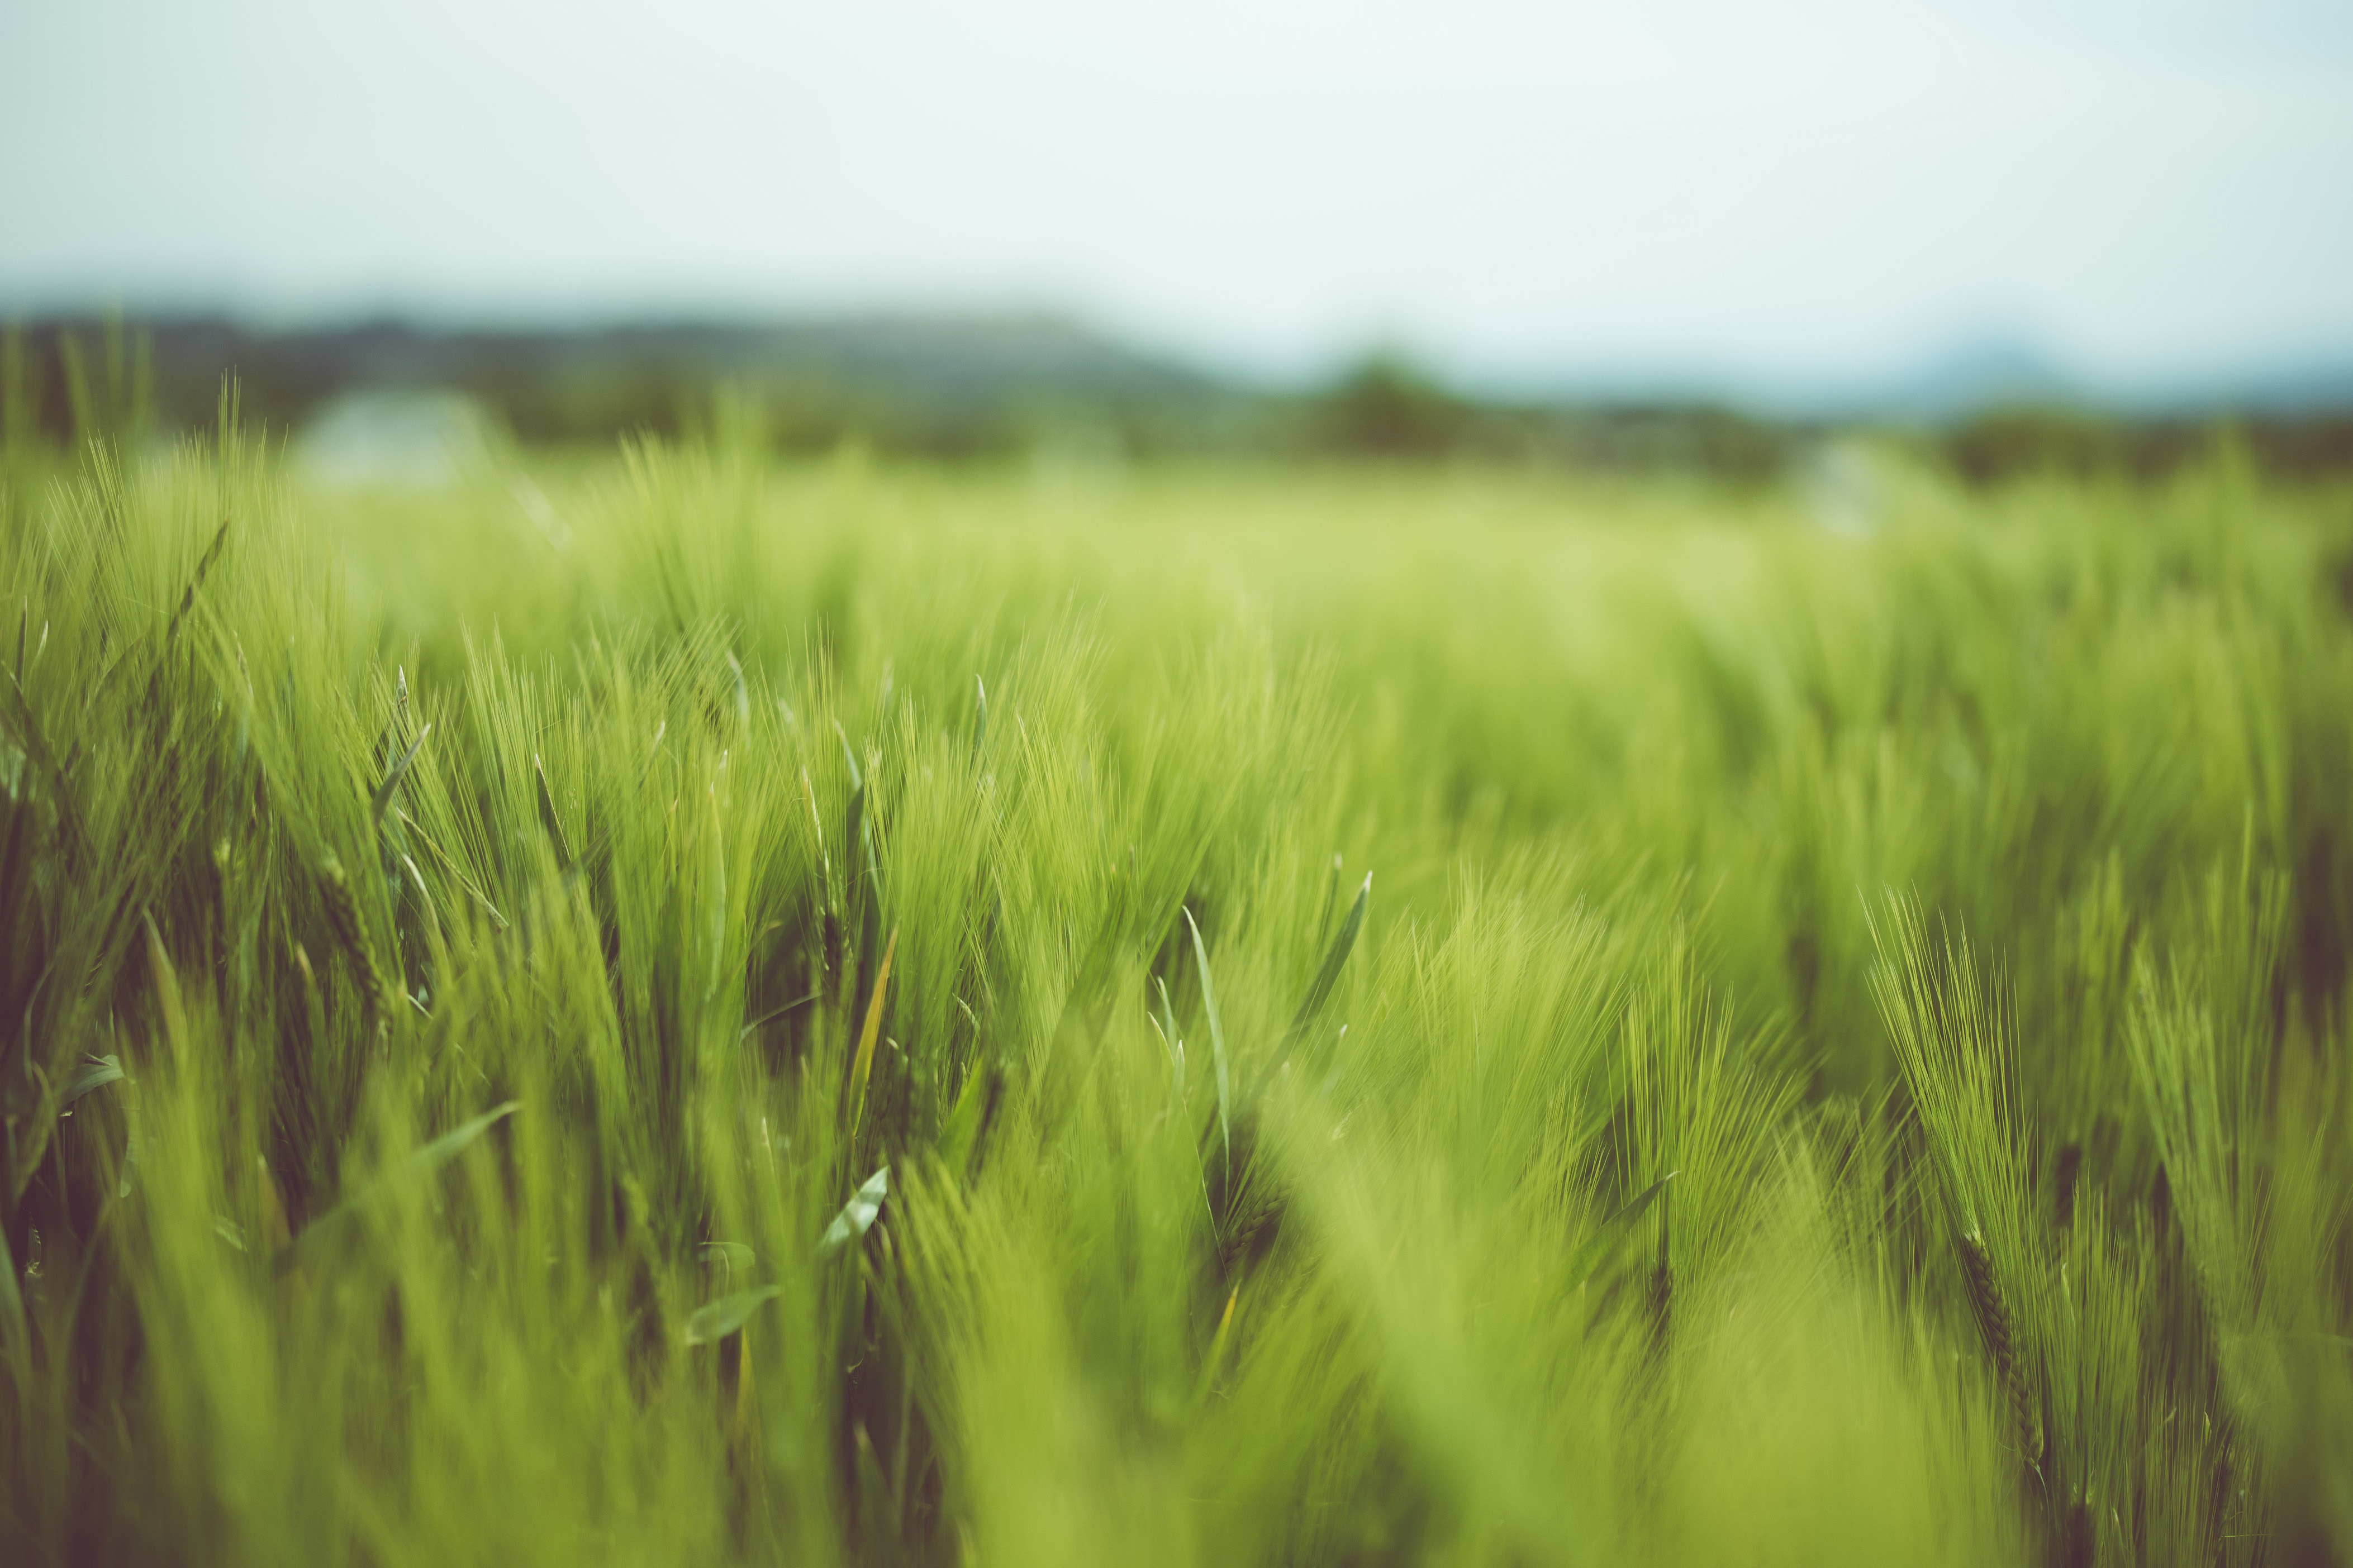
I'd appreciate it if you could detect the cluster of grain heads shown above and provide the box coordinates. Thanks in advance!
[1869,904,2052,1442]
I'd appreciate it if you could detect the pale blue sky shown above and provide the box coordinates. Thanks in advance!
[3,0,2349,390]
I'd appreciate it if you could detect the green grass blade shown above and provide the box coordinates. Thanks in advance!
[835,719,864,877]
[1151,975,1185,1102]
[739,991,819,1040]
[60,1052,125,1107]
[160,514,230,651]
[533,755,572,871]
[685,1285,782,1346]
[1284,871,1369,1051]
[406,1102,524,1175]
[1183,907,1230,1179]
[1574,1171,1677,1290]
[279,1102,520,1272]
[848,928,898,1135]
[935,1067,987,1173]
[0,1221,25,1376]
[817,1165,889,1259]
[1313,852,1341,947]
[700,1241,758,1272]
[726,651,750,731]
[370,721,431,831]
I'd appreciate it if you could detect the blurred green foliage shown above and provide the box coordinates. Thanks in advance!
[17,317,2347,484]
[1947,404,2353,487]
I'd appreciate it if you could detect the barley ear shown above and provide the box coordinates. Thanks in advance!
[319,853,393,1027]
[1956,1228,2043,1465]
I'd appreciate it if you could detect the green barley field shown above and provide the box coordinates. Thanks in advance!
[3,392,2350,1565]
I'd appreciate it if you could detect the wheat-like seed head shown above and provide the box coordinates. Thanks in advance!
[1956,1229,2043,1466]
[319,854,392,1025]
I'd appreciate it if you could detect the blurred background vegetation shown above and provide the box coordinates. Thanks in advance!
[10,313,2350,488]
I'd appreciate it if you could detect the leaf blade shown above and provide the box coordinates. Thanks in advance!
[370,721,431,830]
[848,928,899,1136]
[685,1285,782,1346]
[279,1102,521,1273]
[60,1053,125,1107]
[1285,871,1370,1050]
[1184,907,1230,1179]
[818,1164,890,1259]
[1574,1171,1678,1290]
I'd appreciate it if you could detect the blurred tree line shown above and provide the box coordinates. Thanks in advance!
[1941,404,2353,486]
[6,316,2350,485]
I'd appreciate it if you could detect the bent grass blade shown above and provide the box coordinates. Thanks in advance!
[848,928,899,1136]
[818,1165,890,1259]
[1183,907,1230,1181]
[370,722,431,830]
[686,1286,782,1347]
[1285,870,1369,1051]
[278,1102,521,1275]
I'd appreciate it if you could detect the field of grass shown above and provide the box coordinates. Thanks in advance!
[2,399,2350,1564]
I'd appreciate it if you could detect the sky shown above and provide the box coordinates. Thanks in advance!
[3,0,2350,393]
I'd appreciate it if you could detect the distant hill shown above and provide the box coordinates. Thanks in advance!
[1857,336,2353,423]
[1860,338,2083,424]
[1503,335,2353,426]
